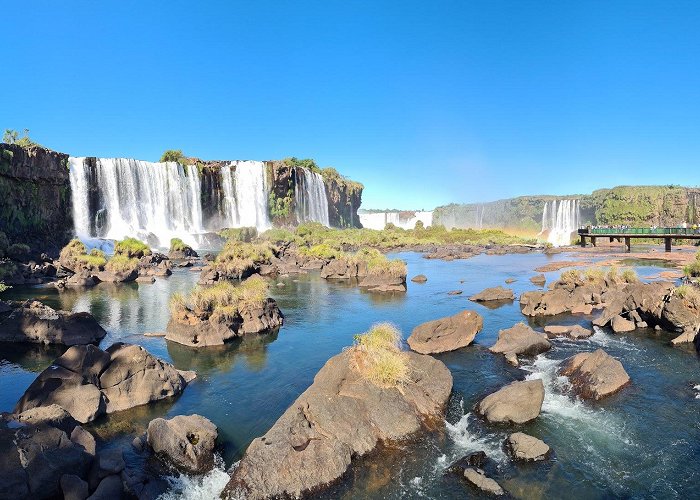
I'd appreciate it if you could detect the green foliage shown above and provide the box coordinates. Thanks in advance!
[219,227,258,243]
[3,129,42,148]
[0,231,9,258]
[0,282,10,293]
[684,251,700,278]
[105,254,139,274]
[114,237,151,258]
[170,238,189,252]
[59,239,106,271]
[268,192,292,220]
[214,240,275,277]
[160,149,187,164]
[7,243,30,259]
[259,228,298,244]
[284,157,320,172]
[414,220,424,230]
[171,275,269,318]
[0,261,17,280]
[298,243,343,260]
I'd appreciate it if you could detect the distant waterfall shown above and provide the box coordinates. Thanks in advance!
[68,158,204,248]
[540,199,580,246]
[295,168,330,226]
[359,211,433,230]
[220,161,271,230]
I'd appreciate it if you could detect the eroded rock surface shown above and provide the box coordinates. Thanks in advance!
[477,379,544,424]
[559,349,630,400]
[147,414,217,474]
[507,432,550,461]
[489,323,551,366]
[224,349,452,499]
[408,310,483,354]
[469,286,515,302]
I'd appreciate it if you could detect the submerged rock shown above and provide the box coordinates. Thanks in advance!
[224,349,452,499]
[469,286,515,302]
[559,349,630,400]
[147,414,218,474]
[0,299,106,346]
[407,310,483,354]
[543,324,593,339]
[14,343,195,423]
[489,323,551,366]
[477,379,544,424]
[530,274,546,286]
[507,432,550,461]
[463,468,504,496]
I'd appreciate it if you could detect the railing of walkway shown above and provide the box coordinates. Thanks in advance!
[579,227,700,236]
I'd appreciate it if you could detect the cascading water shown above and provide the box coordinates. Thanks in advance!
[540,199,580,246]
[220,161,271,230]
[69,157,205,248]
[295,168,330,226]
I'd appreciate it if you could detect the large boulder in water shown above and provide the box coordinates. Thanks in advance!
[224,349,452,499]
[14,343,195,423]
[506,432,550,461]
[469,286,515,302]
[147,414,218,474]
[165,298,283,347]
[543,324,593,339]
[407,310,483,354]
[489,323,551,366]
[559,349,630,400]
[0,299,106,346]
[477,379,544,424]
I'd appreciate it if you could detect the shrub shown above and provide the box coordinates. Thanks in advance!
[259,228,297,244]
[114,237,151,259]
[0,262,17,281]
[414,220,424,230]
[79,249,107,270]
[675,284,700,309]
[105,254,139,274]
[60,239,87,261]
[170,238,189,252]
[0,282,10,293]
[160,149,187,164]
[352,323,408,388]
[59,239,106,271]
[3,129,42,148]
[384,222,397,230]
[219,227,258,243]
[350,248,406,277]
[298,243,343,260]
[606,266,620,284]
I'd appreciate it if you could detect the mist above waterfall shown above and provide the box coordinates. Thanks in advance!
[359,211,433,230]
[540,199,580,246]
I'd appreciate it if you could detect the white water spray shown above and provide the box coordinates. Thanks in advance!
[540,199,580,246]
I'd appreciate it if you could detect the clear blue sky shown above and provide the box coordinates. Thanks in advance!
[3,1,700,209]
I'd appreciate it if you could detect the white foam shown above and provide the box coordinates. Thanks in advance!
[158,456,230,500]
[445,410,508,464]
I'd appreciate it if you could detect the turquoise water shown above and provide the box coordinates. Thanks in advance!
[1,252,698,499]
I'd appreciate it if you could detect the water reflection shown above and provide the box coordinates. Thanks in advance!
[166,331,279,375]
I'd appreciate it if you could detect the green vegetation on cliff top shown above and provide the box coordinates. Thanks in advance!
[284,157,363,193]
[160,149,187,164]
[2,129,43,149]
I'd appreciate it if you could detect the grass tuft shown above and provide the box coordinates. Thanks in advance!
[114,237,151,258]
[105,254,139,274]
[675,284,700,309]
[351,323,409,388]
[170,275,269,319]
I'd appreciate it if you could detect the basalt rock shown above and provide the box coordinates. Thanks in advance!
[407,310,483,354]
[507,432,550,461]
[411,274,428,283]
[165,298,284,347]
[146,414,218,474]
[224,349,452,499]
[0,299,106,346]
[469,286,515,302]
[543,324,593,339]
[489,323,551,366]
[14,343,195,423]
[358,273,407,293]
[463,468,504,496]
[477,379,545,424]
[559,349,630,400]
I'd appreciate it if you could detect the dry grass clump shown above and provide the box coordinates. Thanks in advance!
[684,250,700,278]
[114,237,151,258]
[105,254,139,274]
[351,323,409,388]
[583,267,605,284]
[559,269,583,286]
[170,276,269,319]
[351,248,407,277]
[59,240,107,271]
[170,238,189,252]
[675,284,700,309]
[621,268,639,283]
[214,241,275,276]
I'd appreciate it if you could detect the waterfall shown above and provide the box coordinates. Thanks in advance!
[68,157,205,248]
[295,168,330,226]
[220,161,271,230]
[359,211,433,230]
[540,199,580,246]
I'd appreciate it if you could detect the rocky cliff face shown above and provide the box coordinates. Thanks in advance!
[0,144,72,252]
[434,186,700,233]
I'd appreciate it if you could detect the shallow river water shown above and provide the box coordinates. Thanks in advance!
[1,251,699,499]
